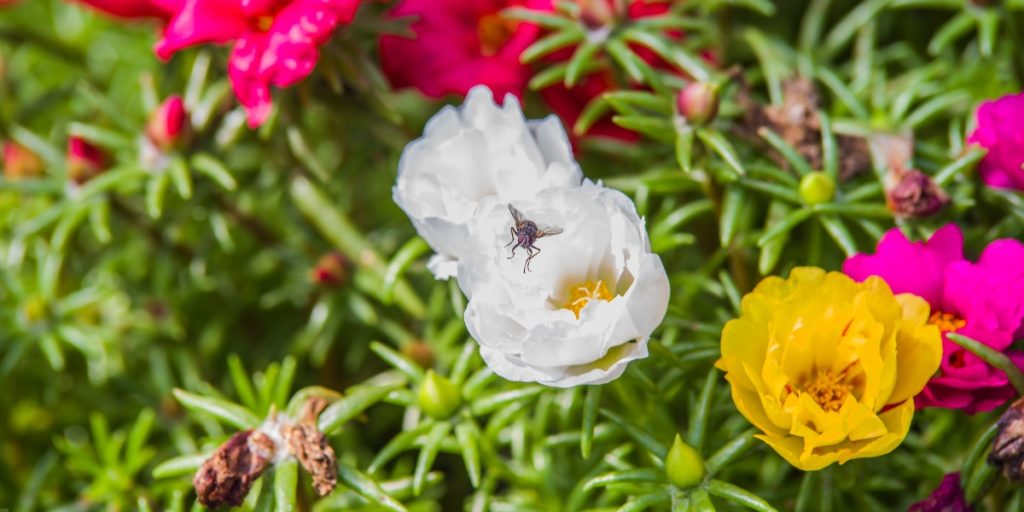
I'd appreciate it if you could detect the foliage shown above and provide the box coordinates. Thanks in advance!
[1,0,1023,510]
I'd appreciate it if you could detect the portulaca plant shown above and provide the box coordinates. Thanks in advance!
[393,86,583,279]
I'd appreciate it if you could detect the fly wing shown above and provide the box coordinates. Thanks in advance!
[536,226,564,238]
[508,204,525,225]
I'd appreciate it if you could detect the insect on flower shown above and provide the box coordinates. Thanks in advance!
[506,204,563,273]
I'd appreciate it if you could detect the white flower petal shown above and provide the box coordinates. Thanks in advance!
[393,86,582,279]
[458,181,670,387]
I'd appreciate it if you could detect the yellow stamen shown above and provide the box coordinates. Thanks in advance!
[256,16,274,32]
[564,280,613,319]
[477,14,517,57]
[929,310,966,333]
[801,369,853,412]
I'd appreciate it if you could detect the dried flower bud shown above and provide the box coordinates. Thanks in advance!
[418,370,461,419]
[909,473,971,512]
[799,171,836,205]
[310,252,352,287]
[990,397,1024,481]
[676,82,719,125]
[402,340,436,369]
[282,397,337,496]
[665,434,705,489]
[193,430,275,508]
[3,141,44,180]
[146,95,189,150]
[886,170,948,219]
[66,136,107,184]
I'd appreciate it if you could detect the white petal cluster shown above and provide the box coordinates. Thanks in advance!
[394,86,670,387]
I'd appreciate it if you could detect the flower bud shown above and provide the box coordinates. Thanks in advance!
[886,169,948,219]
[3,141,44,180]
[146,95,189,150]
[799,171,835,205]
[676,82,719,125]
[402,340,436,369]
[310,252,352,287]
[989,396,1024,481]
[66,136,107,184]
[417,370,461,419]
[577,0,619,28]
[665,434,705,489]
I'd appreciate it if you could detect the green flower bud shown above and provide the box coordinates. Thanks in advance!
[799,171,835,205]
[665,434,705,489]
[417,370,461,419]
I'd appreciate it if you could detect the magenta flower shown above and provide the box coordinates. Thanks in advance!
[71,0,176,20]
[967,92,1024,192]
[378,0,551,100]
[909,473,971,512]
[155,0,361,127]
[843,224,1024,414]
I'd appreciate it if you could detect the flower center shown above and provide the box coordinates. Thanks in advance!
[800,369,852,412]
[564,280,613,319]
[929,310,966,333]
[256,15,275,32]
[477,14,517,57]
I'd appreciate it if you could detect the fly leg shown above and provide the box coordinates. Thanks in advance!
[525,245,541,273]
[505,227,518,248]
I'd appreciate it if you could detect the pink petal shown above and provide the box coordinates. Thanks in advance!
[842,224,964,305]
[155,0,249,59]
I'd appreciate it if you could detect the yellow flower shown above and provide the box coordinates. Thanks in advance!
[716,267,942,471]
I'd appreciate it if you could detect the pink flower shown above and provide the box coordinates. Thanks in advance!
[843,224,1024,414]
[967,92,1024,192]
[146,95,189,150]
[155,0,362,127]
[909,473,971,512]
[67,136,107,184]
[70,0,176,19]
[378,0,552,100]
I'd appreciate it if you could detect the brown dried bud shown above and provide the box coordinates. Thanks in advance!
[193,430,275,508]
[402,340,436,369]
[284,397,337,496]
[990,397,1024,481]
[310,252,352,287]
[886,170,949,219]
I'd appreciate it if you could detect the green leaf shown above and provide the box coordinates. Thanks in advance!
[688,368,718,451]
[455,421,482,488]
[697,129,746,178]
[370,341,425,383]
[566,41,601,87]
[383,237,430,303]
[757,208,812,247]
[618,489,672,512]
[612,116,675,142]
[706,480,779,512]
[758,127,813,176]
[705,429,758,475]
[581,385,601,459]
[414,422,451,496]
[191,153,238,191]
[369,421,434,474]
[274,459,298,512]
[337,463,408,512]
[470,386,543,415]
[318,374,407,435]
[172,388,261,430]
[600,409,668,459]
[228,354,258,411]
[521,28,585,64]
[718,186,746,248]
[583,468,663,491]
[927,11,974,55]
[818,215,857,256]
[152,453,208,479]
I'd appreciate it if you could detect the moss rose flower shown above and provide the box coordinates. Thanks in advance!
[717,268,942,471]
[967,92,1024,192]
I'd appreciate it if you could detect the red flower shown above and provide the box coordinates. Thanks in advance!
[379,0,552,99]
[3,141,45,180]
[155,0,362,127]
[70,0,176,20]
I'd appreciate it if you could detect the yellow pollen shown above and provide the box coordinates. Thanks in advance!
[564,280,613,319]
[477,14,517,57]
[256,16,274,31]
[929,310,966,333]
[801,369,852,412]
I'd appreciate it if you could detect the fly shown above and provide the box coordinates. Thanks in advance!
[506,204,563,273]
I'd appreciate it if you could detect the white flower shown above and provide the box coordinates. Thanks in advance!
[393,85,582,279]
[456,181,670,387]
